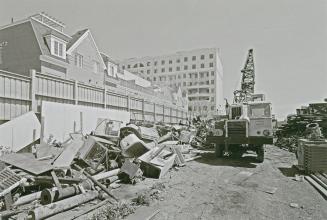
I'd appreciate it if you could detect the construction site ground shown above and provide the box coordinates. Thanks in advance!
[120,144,327,220]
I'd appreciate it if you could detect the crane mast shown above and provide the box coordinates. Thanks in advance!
[233,49,255,103]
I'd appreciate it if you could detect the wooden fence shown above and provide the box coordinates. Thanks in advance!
[0,69,188,124]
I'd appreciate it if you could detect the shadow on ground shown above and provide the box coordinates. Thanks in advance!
[194,152,258,168]
[278,166,301,177]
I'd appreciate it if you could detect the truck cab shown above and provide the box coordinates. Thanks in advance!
[207,96,273,162]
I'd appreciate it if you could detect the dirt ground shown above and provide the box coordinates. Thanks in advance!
[134,145,327,220]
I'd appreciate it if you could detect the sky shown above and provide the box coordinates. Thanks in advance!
[1,0,326,119]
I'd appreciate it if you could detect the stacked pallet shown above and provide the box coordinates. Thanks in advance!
[298,139,327,174]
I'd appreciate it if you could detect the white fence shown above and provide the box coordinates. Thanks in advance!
[0,69,188,124]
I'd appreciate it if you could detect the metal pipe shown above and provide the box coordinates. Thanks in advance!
[29,191,99,220]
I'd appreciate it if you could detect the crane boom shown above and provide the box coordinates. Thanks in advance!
[233,49,255,103]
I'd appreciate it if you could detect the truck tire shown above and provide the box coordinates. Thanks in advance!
[215,144,223,158]
[256,145,264,163]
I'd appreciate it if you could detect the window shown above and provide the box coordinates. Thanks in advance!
[147,61,151,66]
[154,69,157,73]
[154,61,157,66]
[211,80,214,84]
[211,97,215,102]
[122,65,125,69]
[207,72,209,77]
[133,63,138,68]
[211,71,215,76]
[183,82,186,86]
[192,56,196,61]
[201,55,205,60]
[153,77,156,81]
[184,57,188,62]
[188,106,192,111]
[209,63,214,67]
[209,54,214,59]
[211,88,214,93]
[147,69,150,74]
[52,39,65,58]
[178,75,181,79]
[74,53,83,68]
[127,64,131,68]
[206,81,209,85]
[161,68,165,72]
[183,74,186,78]
[93,61,100,73]
[110,66,114,76]
[147,77,150,80]
[189,73,192,78]
[192,64,196,69]
[169,67,172,72]
[195,73,198,78]
[176,59,180,63]
[140,70,144,73]
[184,65,188,70]
[176,66,180,71]
[211,106,215,110]
[140,63,144,67]
[169,60,172,64]
[201,63,205,68]
[161,60,165,65]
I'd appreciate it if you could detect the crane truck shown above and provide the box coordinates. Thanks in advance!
[206,49,273,162]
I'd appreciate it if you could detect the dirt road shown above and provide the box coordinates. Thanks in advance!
[140,145,327,220]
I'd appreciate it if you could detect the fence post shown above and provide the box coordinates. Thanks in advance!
[127,95,130,111]
[170,107,172,124]
[162,105,165,123]
[142,99,145,121]
[153,103,156,123]
[103,88,107,109]
[74,80,78,105]
[29,69,37,112]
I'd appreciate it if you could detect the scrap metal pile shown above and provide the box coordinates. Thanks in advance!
[275,103,327,152]
[0,113,203,220]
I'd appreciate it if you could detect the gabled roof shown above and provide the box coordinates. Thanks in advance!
[67,29,88,50]
[66,29,106,69]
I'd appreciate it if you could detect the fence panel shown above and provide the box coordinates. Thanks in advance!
[0,70,188,122]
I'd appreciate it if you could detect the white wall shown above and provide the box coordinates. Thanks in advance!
[41,101,130,142]
[0,111,41,153]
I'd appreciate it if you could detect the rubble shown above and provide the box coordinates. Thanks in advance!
[275,103,327,152]
[0,114,204,219]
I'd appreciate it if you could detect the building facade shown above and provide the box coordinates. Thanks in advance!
[0,12,188,123]
[118,48,224,118]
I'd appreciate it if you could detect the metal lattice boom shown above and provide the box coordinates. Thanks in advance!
[234,49,255,103]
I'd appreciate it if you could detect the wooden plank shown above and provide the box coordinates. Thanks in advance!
[305,176,327,199]
[125,207,160,220]
[0,153,53,175]
[52,139,84,168]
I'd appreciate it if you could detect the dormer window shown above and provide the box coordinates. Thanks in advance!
[46,35,67,59]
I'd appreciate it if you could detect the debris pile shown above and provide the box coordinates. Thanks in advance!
[0,112,203,219]
[275,103,327,152]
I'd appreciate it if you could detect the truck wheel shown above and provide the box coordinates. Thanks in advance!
[215,144,223,158]
[256,145,264,163]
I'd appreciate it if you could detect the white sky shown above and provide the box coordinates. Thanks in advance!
[1,0,326,119]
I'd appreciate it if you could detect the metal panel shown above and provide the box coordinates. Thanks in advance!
[130,98,143,111]
[144,102,154,113]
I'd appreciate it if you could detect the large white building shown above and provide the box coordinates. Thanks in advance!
[119,48,224,118]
